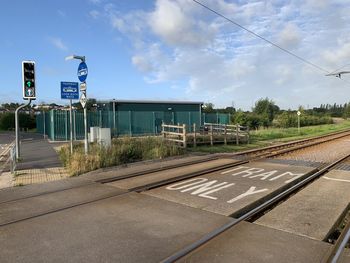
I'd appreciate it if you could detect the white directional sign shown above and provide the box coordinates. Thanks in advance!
[80,82,86,91]
[80,92,87,108]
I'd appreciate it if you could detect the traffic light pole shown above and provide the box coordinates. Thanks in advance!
[15,99,32,160]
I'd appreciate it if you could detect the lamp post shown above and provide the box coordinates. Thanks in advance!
[65,55,88,155]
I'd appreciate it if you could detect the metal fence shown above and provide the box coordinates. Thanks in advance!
[36,110,231,141]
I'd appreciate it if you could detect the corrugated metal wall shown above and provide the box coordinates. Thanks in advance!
[36,110,231,141]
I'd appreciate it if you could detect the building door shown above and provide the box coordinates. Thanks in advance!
[164,111,174,125]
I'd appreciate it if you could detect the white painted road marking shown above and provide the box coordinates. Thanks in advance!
[323,176,350,183]
[221,165,304,184]
[164,166,307,204]
[226,186,268,204]
[147,162,314,216]
[167,178,268,203]
[166,178,235,200]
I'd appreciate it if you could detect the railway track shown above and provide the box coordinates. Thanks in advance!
[160,150,350,262]
[2,129,350,225]
[2,129,350,262]
[96,128,350,185]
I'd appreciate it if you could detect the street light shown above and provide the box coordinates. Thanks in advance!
[65,55,85,62]
[65,54,88,155]
[325,71,350,78]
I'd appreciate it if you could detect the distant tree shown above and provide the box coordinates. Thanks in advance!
[203,103,215,113]
[252,98,280,127]
[0,112,35,130]
[2,103,20,111]
[72,98,97,110]
[232,110,248,126]
[344,103,350,118]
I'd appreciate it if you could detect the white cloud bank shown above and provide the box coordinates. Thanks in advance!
[92,0,350,109]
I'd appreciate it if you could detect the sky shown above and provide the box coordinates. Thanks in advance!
[1,0,350,110]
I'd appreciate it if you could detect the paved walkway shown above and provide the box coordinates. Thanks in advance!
[0,133,69,189]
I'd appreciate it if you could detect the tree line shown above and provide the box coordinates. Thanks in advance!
[203,98,340,129]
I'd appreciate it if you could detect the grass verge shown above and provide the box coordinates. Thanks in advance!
[59,136,184,176]
[188,120,350,154]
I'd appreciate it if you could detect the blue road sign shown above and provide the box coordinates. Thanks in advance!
[61,82,79,100]
[77,62,88,82]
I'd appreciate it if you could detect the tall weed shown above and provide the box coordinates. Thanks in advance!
[59,137,184,176]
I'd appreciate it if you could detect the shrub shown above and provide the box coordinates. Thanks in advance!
[0,112,36,130]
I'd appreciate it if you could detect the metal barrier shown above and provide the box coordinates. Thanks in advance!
[36,110,231,141]
[9,145,16,173]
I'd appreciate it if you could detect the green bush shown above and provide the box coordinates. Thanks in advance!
[274,111,333,128]
[0,112,36,130]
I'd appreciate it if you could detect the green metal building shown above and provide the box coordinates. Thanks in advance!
[36,100,231,141]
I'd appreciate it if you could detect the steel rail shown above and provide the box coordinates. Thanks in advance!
[3,130,350,231]
[326,214,350,263]
[99,129,350,184]
[161,153,350,263]
[228,128,350,158]
[97,155,221,184]
[4,128,349,206]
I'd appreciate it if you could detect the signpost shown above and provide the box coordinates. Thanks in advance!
[77,62,88,82]
[61,82,79,154]
[79,90,87,108]
[61,82,79,100]
[80,82,88,155]
[65,55,88,155]
[78,63,88,155]
[297,111,301,134]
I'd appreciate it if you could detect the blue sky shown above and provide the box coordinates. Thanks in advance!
[1,0,350,110]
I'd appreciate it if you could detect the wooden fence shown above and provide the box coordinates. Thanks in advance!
[162,123,188,148]
[161,122,249,148]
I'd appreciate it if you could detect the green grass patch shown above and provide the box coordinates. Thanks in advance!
[59,136,184,176]
[190,120,350,154]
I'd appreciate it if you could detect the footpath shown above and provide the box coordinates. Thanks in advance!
[0,133,69,189]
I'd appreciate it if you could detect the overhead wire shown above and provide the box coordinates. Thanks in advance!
[192,0,331,74]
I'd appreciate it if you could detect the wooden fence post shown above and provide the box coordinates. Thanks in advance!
[193,123,197,147]
[162,122,165,139]
[210,124,213,146]
[183,124,187,148]
[224,124,227,145]
[236,124,239,145]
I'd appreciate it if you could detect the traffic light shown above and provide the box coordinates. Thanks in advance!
[22,61,36,100]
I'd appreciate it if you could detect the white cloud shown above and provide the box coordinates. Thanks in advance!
[131,55,153,72]
[148,0,215,47]
[89,0,102,5]
[89,10,100,19]
[92,0,350,109]
[278,23,301,48]
[48,37,68,51]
